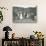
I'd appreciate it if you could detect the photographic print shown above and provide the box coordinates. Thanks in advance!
[13,7,37,23]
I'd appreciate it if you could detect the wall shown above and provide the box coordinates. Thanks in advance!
[0,0,46,46]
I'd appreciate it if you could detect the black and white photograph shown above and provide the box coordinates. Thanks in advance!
[13,7,37,23]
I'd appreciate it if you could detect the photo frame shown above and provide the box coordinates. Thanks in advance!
[13,7,37,23]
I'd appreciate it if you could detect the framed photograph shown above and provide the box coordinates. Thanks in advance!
[13,7,37,23]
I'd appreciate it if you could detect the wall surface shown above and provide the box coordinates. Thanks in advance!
[0,0,46,46]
